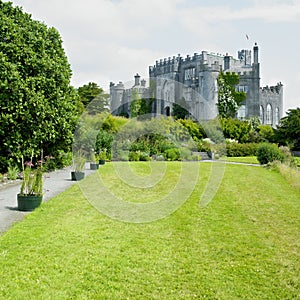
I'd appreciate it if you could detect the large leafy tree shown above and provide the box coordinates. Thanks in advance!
[0,1,81,170]
[217,72,246,118]
[276,108,300,150]
[77,82,109,113]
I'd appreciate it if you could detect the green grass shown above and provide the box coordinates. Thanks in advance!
[294,156,300,167]
[0,162,300,299]
[221,156,259,164]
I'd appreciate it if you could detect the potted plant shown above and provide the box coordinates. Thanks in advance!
[71,155,86,181]
[89,151,99,170]
[97,149,107,165]
[17,156,44,211]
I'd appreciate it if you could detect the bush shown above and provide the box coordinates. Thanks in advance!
[128,151,140,161]
[7,164,19,180]
[164,148,180,161]
[226,143,259,157]
[257,143,285,165]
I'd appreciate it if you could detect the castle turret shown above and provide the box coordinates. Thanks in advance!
[134,73,140,86]
[253,42,259,65]
[224,53,233,71]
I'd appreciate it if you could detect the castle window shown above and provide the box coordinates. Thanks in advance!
[266,104,272,125]
[260,106,264,123]
[275,107,280,125]
[236,85,248,93]
[184,68,195,81]
[237,105,246,120]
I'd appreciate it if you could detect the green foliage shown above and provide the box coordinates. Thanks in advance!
[130,90,154,117]
[226,142,259,157]
[0,1,80,169]
[217,72,246,118]
[86,89,110,115]
[95,130,113,160]
[20,166,43,196]
[221,118,251,142]
[73,156,86,172]
[101,114,128,133]
[164,148,180,161]
[178,119,206,141]
[77,82,102,107]
[172,98,189,119]
[258,125,275,142]
[128,151,150,161]
[96,149,107,161]
[7,164,19,180]
[257,143,285,165]
[202,119,224,143]
[276,108,300,149]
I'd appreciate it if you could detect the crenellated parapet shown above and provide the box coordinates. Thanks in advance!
[260,82,283,95]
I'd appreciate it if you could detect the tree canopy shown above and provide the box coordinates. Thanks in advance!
[276,108,300,150]
[0,1,81,170]
[77,82,109,112]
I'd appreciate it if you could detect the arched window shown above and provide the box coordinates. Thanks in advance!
[260,106,264,124]
[275,107,280,125]
[266,104,272,125]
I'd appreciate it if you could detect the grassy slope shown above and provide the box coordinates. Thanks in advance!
[0,162,299,299]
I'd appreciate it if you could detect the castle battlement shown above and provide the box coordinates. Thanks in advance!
[237,70,253,76]
[260,82,283,95]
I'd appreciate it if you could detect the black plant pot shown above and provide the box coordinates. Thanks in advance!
[71,171,85,181]
[90,163,99,170]
[99,160,106,165]
[17,194,43,211]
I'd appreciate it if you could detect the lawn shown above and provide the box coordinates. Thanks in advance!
[0,162,299,299]
[222,156,259,164]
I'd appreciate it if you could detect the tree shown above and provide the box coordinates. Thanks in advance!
[77,82,109,112]
[275,108,300,150]
[217,72,246,118]
[0,1,81,170]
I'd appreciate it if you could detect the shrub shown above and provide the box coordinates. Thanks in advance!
[258,125,275,142]
[257,143,285,165]
[226,143,259,157]
[129,151,140,161]
[139,152,150,161]
[164,148,180,161]
[7,164,19,180]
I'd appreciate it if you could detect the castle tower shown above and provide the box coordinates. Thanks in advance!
[110,81,125,115]
[246,43,260,118]
[134,73,140,86]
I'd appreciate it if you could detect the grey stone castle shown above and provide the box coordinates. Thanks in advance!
[110,43,283,126]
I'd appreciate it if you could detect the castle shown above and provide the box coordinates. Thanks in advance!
[110,43,283,126]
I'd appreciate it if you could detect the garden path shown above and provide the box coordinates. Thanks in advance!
[0,165,95,235]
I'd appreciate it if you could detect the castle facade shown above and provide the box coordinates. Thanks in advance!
[110,43,283,126]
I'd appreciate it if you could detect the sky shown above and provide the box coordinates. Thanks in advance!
[7,0,300,112]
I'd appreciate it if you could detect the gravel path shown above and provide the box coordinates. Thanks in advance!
[0,164,95,235]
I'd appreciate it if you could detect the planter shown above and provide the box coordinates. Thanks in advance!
[90,163,99,170]
[17,194,43,211]
[71,171,85,181]
[99,160,106,165]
